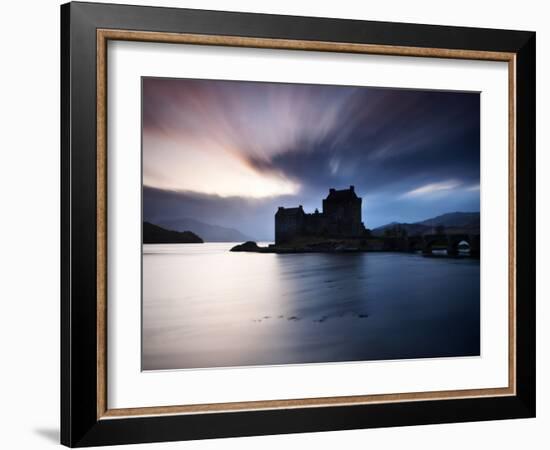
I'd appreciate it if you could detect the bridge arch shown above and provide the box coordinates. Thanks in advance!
[422,235,449,255]
[407,236,424,252]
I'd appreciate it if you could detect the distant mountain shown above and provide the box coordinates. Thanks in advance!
[373,212,480,236]
[373,222,433,236]
[417,212,480,228]
[143,222,203,244]
[156,217,251,242]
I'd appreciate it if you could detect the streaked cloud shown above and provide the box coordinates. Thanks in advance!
[142,78,480,232]
[402,180,462,198]
[143,134,299,198]
[143,78,357,197]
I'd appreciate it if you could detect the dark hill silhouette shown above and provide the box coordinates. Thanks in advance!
[373,212,479,236]
[156,217,250,242]
[417,212,480,228]
[143,222,203,244]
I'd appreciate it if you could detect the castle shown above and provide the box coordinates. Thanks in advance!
[275,186,366,245]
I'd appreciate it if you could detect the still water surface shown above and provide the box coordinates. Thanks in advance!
[143,243,480,370]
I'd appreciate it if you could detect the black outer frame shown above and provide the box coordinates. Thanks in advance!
[60,1,536,447]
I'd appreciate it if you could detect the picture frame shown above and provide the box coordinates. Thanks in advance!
[61,1,536,447]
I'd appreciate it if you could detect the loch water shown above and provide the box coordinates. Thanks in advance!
[142,243,480,370]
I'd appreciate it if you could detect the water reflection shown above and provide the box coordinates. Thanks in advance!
[142,243,480,370]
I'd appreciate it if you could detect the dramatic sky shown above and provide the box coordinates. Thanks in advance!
[143,77,480,240]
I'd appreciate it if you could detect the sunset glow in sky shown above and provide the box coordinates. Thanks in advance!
[143,78,480,239]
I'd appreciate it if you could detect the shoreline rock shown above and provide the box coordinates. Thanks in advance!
[230,240,379,254]
[229,240,478,258]
[230,241,266,252]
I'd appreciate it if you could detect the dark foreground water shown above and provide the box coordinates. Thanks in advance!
[142,243,480,370]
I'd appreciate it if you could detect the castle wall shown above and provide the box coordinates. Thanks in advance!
[304,213,328,235]
[275,187,365,244]
[275,208,305,244]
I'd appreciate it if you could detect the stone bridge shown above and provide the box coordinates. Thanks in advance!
[406,233,480,257]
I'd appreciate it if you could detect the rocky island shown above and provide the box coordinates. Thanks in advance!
[143,222,203,244]
[230,187,479,257]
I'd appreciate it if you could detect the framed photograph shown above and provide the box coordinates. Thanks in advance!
[61,2,536,447]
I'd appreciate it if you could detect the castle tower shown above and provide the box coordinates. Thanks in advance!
[322,185,363,237]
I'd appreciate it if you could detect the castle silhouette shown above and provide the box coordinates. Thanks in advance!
[275,186,366,245]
